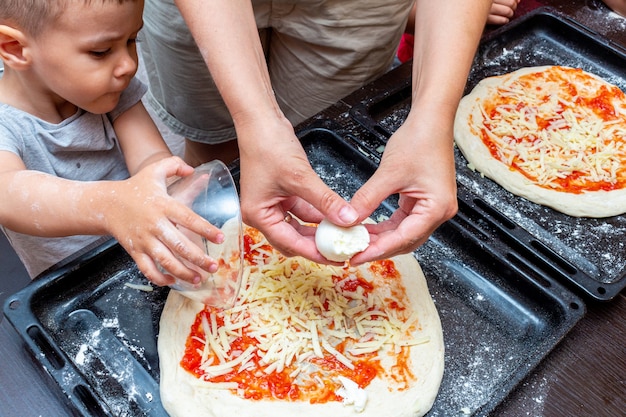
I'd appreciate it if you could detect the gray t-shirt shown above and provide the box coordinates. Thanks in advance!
[0,77,147,278]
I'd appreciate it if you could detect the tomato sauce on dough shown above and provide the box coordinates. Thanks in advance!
[180,228,416,404]
[478,66,626,193]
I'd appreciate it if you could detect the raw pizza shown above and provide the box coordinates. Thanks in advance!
[158,224,444,417]
[454,65,626,217]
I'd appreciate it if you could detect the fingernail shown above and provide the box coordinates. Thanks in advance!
[338,206,358,224]
[193,275,201,284]
[208,263,219,273]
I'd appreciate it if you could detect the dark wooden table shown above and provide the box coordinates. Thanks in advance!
[1,1,625,416]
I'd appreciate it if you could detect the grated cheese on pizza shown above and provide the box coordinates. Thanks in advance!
[473,66,626,193]
[179,225,429,404]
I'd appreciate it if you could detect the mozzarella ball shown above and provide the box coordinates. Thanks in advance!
[315,219,370,262]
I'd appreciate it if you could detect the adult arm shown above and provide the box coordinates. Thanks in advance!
[405,1,520,34]
[173,0,358,262]
[349,0,492,264]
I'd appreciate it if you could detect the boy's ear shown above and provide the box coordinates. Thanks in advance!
[0,25,30,69]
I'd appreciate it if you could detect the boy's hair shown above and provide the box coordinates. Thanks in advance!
[0,1,65,38]
[0,0,134,38]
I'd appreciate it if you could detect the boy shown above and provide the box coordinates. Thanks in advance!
[0,0,222,286]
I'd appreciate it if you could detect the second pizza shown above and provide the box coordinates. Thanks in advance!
[454,65,626,217]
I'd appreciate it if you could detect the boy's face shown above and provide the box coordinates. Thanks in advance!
[27,0,144,114]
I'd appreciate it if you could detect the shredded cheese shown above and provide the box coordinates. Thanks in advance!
[193,226,424,388]
[478,66,626,191]
[123,282,154,292]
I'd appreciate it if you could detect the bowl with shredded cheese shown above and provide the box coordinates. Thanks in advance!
[166,160,244,308]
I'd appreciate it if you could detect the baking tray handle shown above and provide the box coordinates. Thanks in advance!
[4,299,111,416]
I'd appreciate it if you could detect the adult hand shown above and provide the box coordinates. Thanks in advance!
[348,109,458,265]
[104,156,224,286]
[237,118,359,263]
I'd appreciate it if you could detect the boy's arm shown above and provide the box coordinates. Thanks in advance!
[0,116,222,286]
[112,101,173,175]
[106,101,226,284]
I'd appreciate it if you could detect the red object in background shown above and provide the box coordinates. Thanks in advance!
[397,33,414,63]
[396,0,546,64]
[516,0,545,15]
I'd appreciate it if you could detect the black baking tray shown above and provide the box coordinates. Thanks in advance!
[3,128,584,417]
[348,7,626,301]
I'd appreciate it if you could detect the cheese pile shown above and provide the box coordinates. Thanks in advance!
[315,219,370,262]
[190,230,428,386]
[479,67,626,189]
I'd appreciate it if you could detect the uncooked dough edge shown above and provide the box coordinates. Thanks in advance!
[454,66,626,218]
[158,252,444,417]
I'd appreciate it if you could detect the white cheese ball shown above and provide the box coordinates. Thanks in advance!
[315,219,370,262]
[336,376,368,412]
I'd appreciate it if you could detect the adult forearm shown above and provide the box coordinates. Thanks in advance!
[174,0,283,128]
[410,0,491,119]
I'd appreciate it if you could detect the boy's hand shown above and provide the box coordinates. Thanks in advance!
[104,156,224,286]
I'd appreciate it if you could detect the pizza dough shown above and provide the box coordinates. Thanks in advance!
[454,65,626,217]
[158,227,444,417]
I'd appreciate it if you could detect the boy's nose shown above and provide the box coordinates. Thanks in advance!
[115,52,138,78]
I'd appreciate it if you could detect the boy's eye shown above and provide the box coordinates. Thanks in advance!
[89,49,111,58]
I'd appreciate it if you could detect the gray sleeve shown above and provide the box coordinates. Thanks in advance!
[107,77,148,121]
[0,119,24,156]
